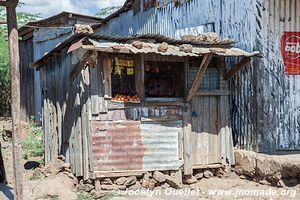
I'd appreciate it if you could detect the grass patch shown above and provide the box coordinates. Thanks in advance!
[30,169,44,181]
[21,117,44,160]
[77,193,93,200]
[101,192,124,200]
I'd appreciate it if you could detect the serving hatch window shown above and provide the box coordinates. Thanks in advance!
[111,55,140,102]
[144,61,185,98]
[188,59,220,91]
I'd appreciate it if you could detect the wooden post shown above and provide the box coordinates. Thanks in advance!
[134,54,145,100]
[6,1,24,199]
[183,103,192,175]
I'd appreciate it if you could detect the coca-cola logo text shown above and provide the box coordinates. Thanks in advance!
[281,32,300,75]
[284,36,300,59]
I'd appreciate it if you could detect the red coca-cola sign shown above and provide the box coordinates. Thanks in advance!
[281,32,300,75]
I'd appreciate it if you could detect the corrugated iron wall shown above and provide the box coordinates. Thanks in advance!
[96,0,221,37]
[92,119,182,172]
[254,0,300,152]
[33,28,74,122]
[96,0,300,153]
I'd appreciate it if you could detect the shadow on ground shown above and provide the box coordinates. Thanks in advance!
[0,183,13,200]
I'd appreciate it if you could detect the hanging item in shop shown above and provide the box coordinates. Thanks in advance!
[281,32,300,75]
[113,57,134,75]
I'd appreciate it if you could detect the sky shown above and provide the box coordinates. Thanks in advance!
[17,0,126,18]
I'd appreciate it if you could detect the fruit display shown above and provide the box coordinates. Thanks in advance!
[111,94,140,102]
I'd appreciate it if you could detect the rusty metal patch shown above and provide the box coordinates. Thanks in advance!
[92,120,144,171]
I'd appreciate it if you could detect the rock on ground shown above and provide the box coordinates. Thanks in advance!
[153,171,166,183]
[124,176,137,186]
[115,177,127,185]
[165,175,182,189]
[235,149,300,185]
[203,170,214,178]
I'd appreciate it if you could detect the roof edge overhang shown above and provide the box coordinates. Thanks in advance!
[32,33,260,69]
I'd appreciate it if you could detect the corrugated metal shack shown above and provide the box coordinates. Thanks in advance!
[18,12,102,122]
[94,0,300,153]
[32,33,258,181]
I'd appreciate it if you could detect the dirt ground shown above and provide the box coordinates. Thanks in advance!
[0,119,299,200]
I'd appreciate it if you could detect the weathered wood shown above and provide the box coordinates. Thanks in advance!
[94,171,144,179]
[183,104,192,175]
[141,115,182,122]
[186,54,213,102]
[69,51,93,80]
[134,54,145,100]
[90,63,100,115]
[6,1,23,199]
[192,163,223,169]
[102,54,112,98]
[0,0,18,7]
[81,67,90,180]
[0,19,6,24]
[224,57,251,80]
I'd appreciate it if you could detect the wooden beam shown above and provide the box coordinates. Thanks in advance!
[102,53,112,98]
[224,57,251,80]
[185,54,213,102]
[6,1,23,199]
[183,104,192,175]
[69,51,94,80]
[0,1,18,7]
[134,54,145,100]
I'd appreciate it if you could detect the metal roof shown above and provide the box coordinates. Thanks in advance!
[18,11,103,37]
[32,33,260,68]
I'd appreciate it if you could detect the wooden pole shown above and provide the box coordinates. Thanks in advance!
[6,0,24,199]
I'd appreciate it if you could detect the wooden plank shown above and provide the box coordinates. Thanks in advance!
[6,2,24,199]
[134,54,145,100]
[224,57,251,80]
[81,67,90,180]
[90,63,100,115]
[186,54,213,102]
[94,171,144,179]
[141,115,182,122]
[102,54,112,98]
[208,96,219,164]
[69,51,93,80]
[183,104,192,175]
[192,163,223,169]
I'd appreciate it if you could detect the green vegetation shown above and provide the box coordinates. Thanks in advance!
[76,193,94,200]
[95,6,121,18]
[30,169,44,180]
[0,5,40,116]
[21,117,44,160]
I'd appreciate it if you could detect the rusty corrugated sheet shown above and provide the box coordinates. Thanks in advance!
[92,120,182,172]
[92,121,144,171]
